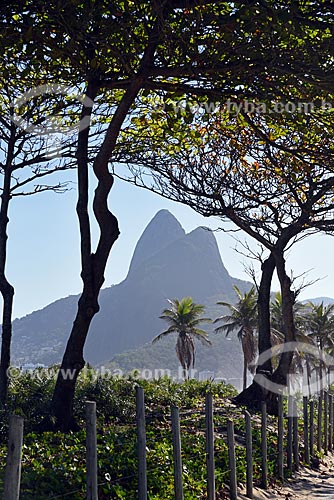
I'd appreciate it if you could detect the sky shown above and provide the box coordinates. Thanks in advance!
[5,172,334,319]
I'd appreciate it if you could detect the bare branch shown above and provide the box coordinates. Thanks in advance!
[11,182,71,197]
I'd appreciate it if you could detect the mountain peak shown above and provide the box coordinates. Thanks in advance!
[155,209,177,219]
[127,210,185,274]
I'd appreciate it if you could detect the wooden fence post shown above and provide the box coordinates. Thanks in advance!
[171,406,184,500]
[244,411,253,499]
[292,398,299,472]
[332,398,334,447]
[287,396,293,473]
[303,396,310,465]
[4,415,24,500]
[329,394,333,453]
[136,386,147,500]
[261,402,268,489]
[227,420,237,500]
[310,400,314,458]
[278,395,284,480]
[205,393,215,500]
[324,391,328,454]
[317,395,323,452]
[86,401,98,500]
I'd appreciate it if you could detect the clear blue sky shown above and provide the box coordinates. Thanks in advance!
[5,173,334,319]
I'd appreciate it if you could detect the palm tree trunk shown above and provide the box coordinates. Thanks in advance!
[320,367,324,393]
[243,355,247,391]
[316,367,320,394]
[306,360,312,398]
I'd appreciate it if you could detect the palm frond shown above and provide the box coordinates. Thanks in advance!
[152,326,177,343]
[191,330,212,346]
[214,321,242,336]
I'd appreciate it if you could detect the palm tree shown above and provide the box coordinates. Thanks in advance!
[152,297,211,379]
[214,286,257,390]
[270,291,306,337]
[270,291,317,396]
[304,302,334,350]
[304,302,334,392]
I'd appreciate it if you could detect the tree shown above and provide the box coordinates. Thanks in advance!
[28,0,328,428]
[152,297,211,379]
[214,286,257,390]
[12,0,258,430]
[0,69,79,403]
[5,0,334,426]
[109,0,334,406]
[71,0,334,414]
[113,98,334,410]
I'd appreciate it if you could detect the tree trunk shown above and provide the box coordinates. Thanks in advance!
[50,81,121,431]
[50,28,160,430]
[234,253,275,408]
[234,245,300,414]
[257,253,276,374]
[0,151,15,404]
[271,251,296,386]
[50,180,120,429]
[50,279,116,430]
[0,280,14,404]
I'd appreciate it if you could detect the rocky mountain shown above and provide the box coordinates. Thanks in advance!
[11,209,251,378]
[11,209,334,384]
[127,208,186,274]
[84,211,241,364]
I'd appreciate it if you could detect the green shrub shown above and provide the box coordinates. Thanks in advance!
[0,370,280,499]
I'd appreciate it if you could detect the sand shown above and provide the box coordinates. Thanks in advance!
[238,455,334,500]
